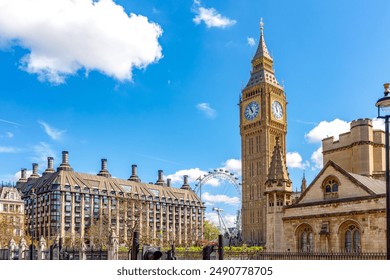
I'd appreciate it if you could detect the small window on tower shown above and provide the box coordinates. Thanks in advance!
[322,176,340,200]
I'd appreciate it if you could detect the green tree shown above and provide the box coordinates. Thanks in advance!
[203,220,220,242]
[0,214,15,248]
[85,214,111,248]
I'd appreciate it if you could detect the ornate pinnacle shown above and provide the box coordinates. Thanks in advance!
[260,18,264,34]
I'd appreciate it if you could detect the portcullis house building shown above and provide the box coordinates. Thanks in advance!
[16,151,204,246]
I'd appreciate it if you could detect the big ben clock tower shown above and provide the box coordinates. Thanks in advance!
[240,19,287,245]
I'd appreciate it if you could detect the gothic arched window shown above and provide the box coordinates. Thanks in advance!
[297,225,314,252]
[345,225,361,252]
[322,176,340,199]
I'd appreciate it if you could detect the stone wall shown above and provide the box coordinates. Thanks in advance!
[282,197,386,252]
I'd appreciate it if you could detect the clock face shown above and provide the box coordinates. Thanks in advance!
[244,101,260,120]
[272,101,283,120]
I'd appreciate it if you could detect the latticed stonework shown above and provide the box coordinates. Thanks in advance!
[16,152,204,246]
[240,19,288,245]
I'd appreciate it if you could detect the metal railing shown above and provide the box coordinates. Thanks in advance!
[174,251,386,260]
[254,251,386,260]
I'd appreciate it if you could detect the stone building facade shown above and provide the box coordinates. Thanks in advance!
[16,152,204,246]
[240,19,288,245]
[322,118,385,179]
[0,185,24,245]
[282,160,385,252]
[240,21,387,252]
[255,118,386,253]
[277,119,384,253]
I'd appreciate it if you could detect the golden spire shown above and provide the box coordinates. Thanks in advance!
[253,18,272,61]
[244,19,281,90]
[260,17,264,36]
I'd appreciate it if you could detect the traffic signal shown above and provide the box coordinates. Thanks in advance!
[143,245,162,260]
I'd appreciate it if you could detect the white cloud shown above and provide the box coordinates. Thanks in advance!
[0,118,22,126]
[221,158,241,176]
[373,118,385,131]
[32,142,56,167]
[305,119,350,143]
[286,151,309,169]
[247,37,255,46]
[0,132,14,139]
[311,147,323,170]
[38,121,66,140]
[0,146,21,153]
[166,168,219,187]
[0,0,163,84]
[166,158,242,189]
[152,7,160,14]
[205,212,237,228]
[192,1,236,28]
[202,192,240,206]
[196,103,216,119]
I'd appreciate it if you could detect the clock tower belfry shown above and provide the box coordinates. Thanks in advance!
[240,19,288,245]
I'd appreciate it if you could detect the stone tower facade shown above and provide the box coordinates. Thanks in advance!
[322,118,385,179]
[240,20,288,244]
[265,138,292,251]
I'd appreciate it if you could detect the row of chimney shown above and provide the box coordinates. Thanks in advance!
[17,151,191,189]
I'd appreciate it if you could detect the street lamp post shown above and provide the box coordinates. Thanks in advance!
[375,83,390,260]
[30,188,37,260]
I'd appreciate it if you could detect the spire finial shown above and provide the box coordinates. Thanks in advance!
[260,18,264,34]
[301,170,307,192]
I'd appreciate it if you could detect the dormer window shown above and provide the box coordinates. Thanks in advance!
[322,176,339,199]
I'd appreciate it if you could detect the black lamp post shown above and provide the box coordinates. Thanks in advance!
[30,188,36,260]
[375,83,390,260]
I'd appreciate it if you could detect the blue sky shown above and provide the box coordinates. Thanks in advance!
[1,0,390,226]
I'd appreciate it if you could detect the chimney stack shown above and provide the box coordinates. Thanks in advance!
[62,151,69,164]
[102,159,107,170]
[21,168,27,179]
[43,157,55,175]
[29,163,40,179]
[156,170,165,186]
[17,168,28,183]
[181,175,191,190]
[57,151,73,171]
[97,158,111,178]
[128,164,141,182]
[48,157,54,169]
[167,178,171,187]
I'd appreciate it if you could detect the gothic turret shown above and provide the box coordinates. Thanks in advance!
[265,137,292,252]
[266,137,291,188]
[301,172,307,193]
